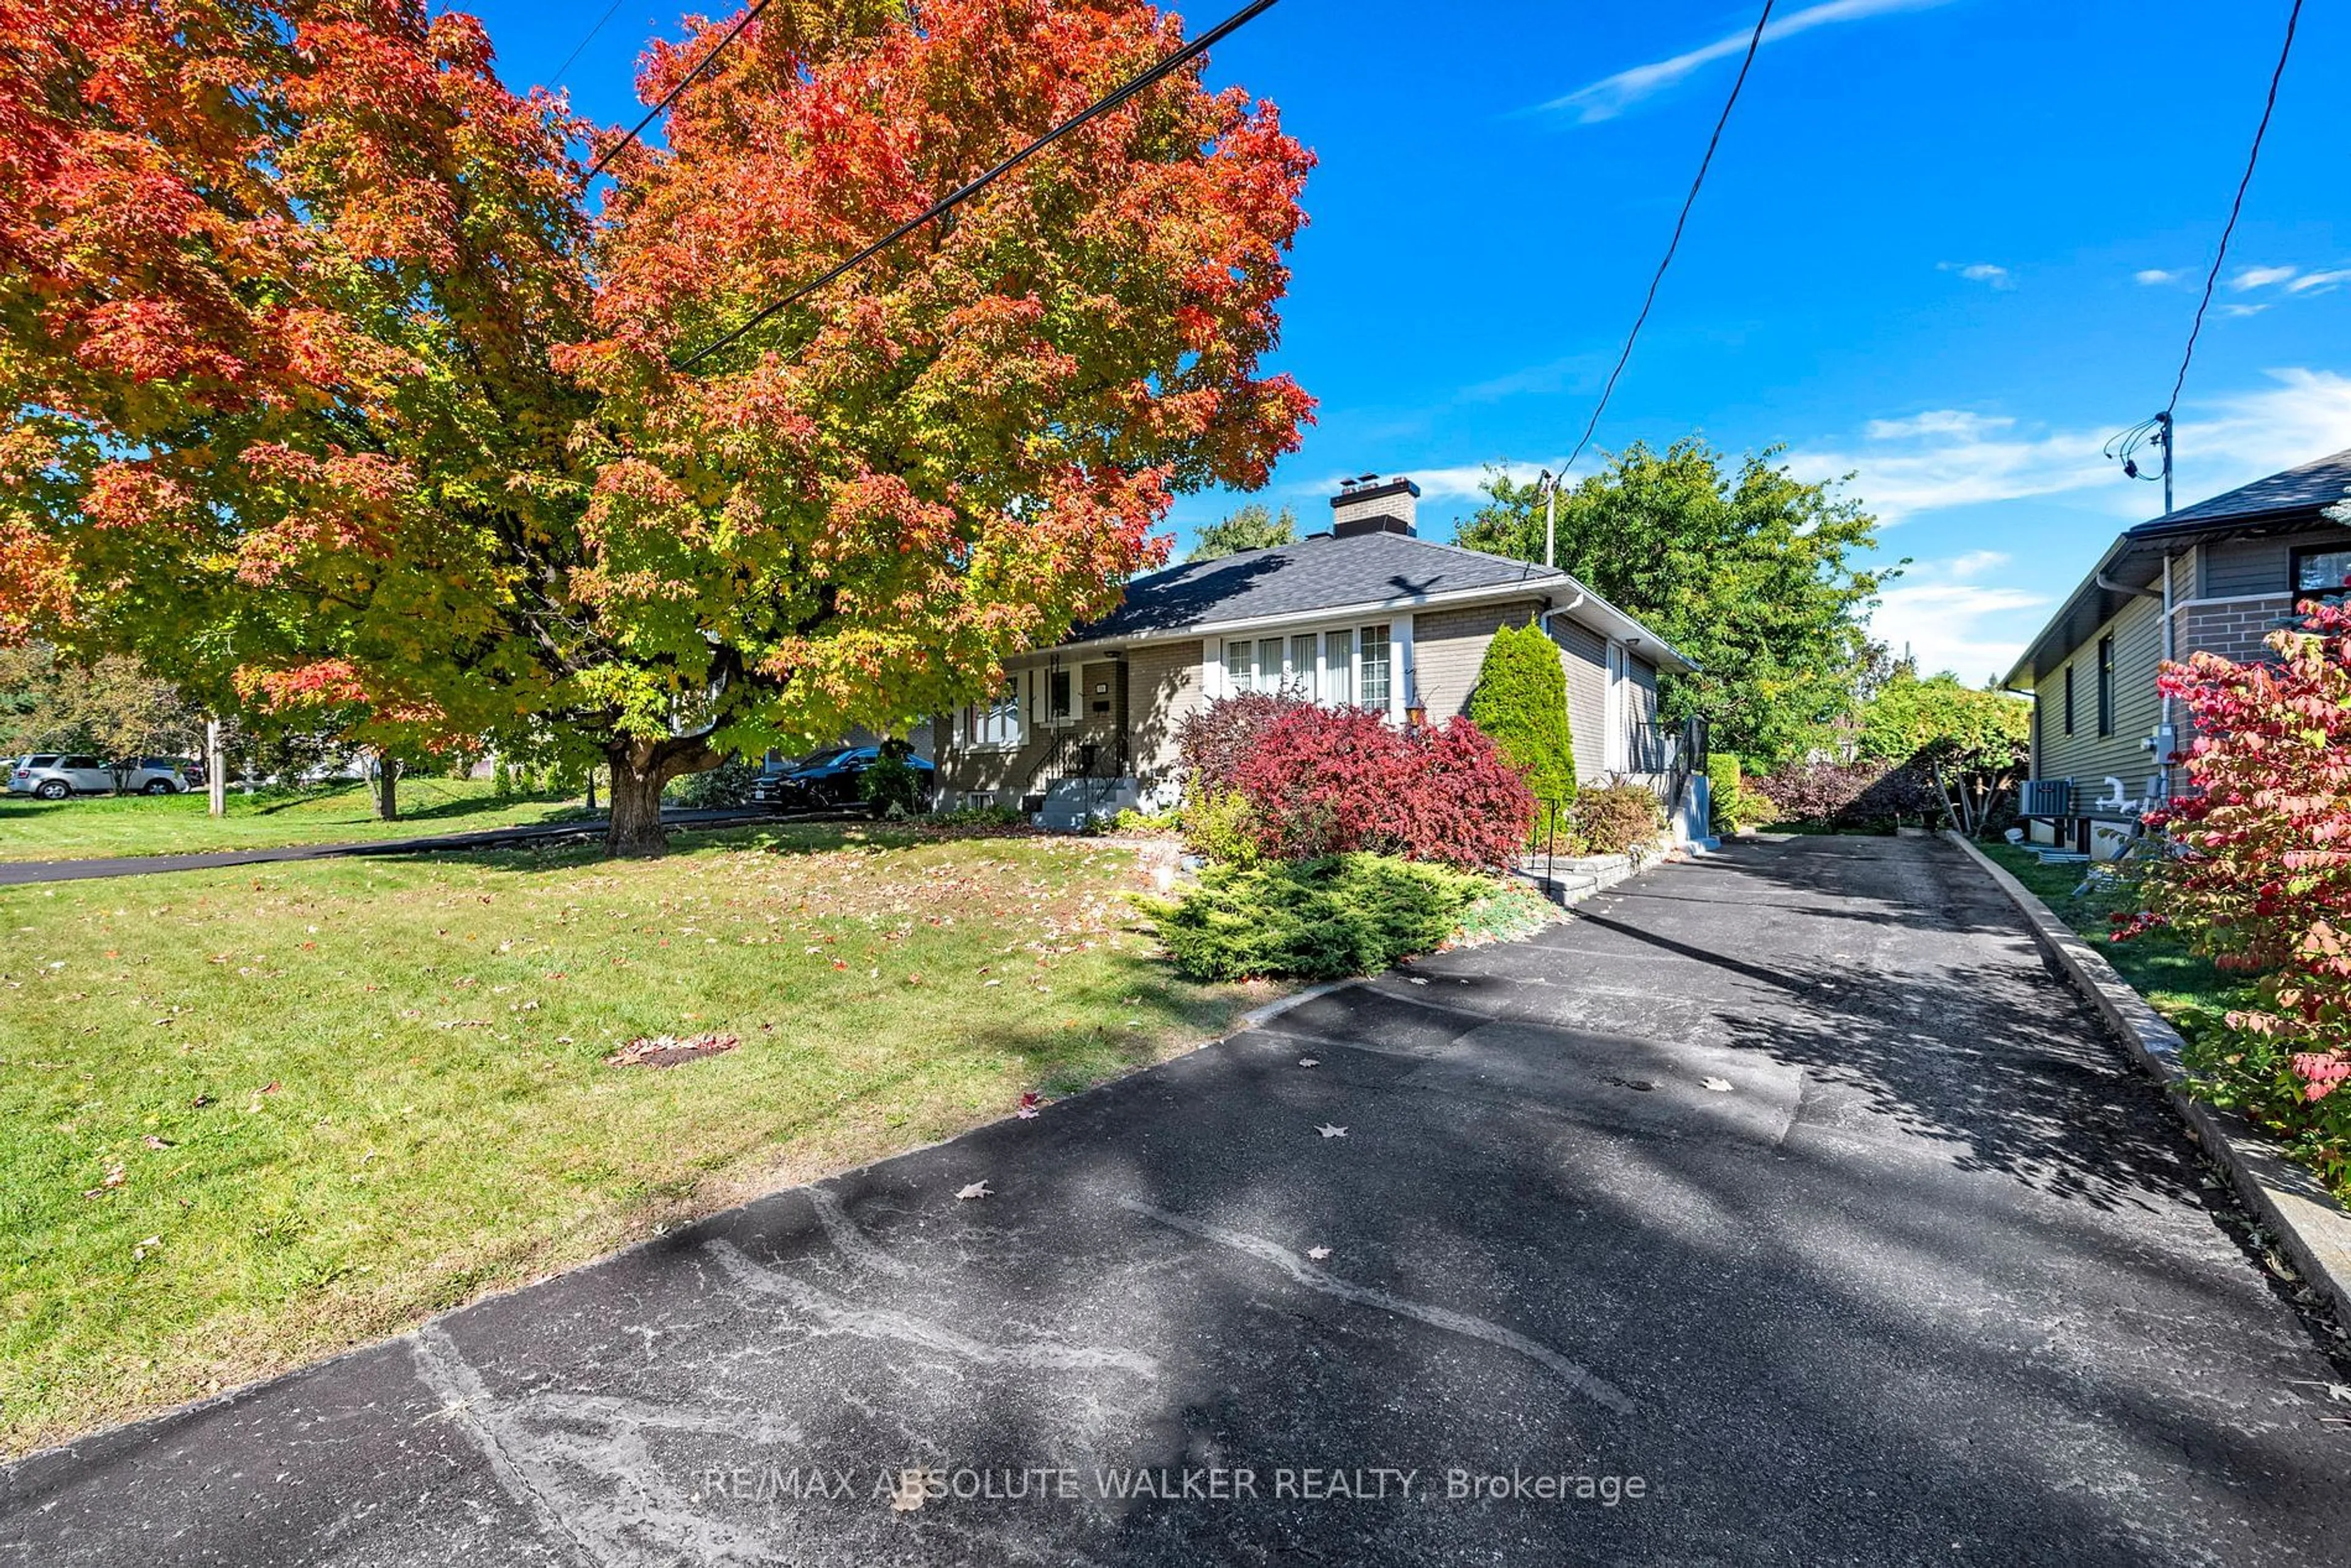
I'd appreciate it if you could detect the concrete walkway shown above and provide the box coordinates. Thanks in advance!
[5,836,2347,1564]
[0,808,823,886]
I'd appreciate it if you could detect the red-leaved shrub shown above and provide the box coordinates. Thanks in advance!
[1178,697,1534,870]
[1753,759,1943,830]
[2118,593,2351,1186]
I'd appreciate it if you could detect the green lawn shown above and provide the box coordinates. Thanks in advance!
[0,778,591,862]
[0,823,1258,1456]
[1980,842,2249,1024]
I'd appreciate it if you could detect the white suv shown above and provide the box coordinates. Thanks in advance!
[7,754,187,798]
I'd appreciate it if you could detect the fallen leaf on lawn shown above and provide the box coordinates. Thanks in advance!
[133,1235,161,1261]
[983,979,1002,987]
[259,1081,280,1095]
[956,1181,992,1201]
[1700,1076,1733,1092]
[141,1135,173,1150]
[82,1162,127,1198]
[607,1032,740,1070]
[1316,1123,1348,1139]
[1298,1058,1320,1068]
[1307,1246,1331,1261]
[189,1093,213,1108]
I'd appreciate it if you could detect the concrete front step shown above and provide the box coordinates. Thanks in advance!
[1033,776,1139,833]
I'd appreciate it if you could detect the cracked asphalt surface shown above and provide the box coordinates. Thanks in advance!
[6,834,2349,1565]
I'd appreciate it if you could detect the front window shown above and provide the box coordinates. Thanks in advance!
[2293,546,2351,598]
[1045,668,1074,726]
[1219,621,1395,711]
[967,675,1025,748]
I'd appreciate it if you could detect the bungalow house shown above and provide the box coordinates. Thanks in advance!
[929,475,1702,831]
[2003,446,2351,855]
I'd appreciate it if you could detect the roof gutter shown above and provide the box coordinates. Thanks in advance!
[2095,568,2162,601]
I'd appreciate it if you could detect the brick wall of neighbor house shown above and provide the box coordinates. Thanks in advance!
[1126,639,1205,790]
[2036,590,2165,800]
[2179,596,2298,666]
[1549,618,1609,779]
[1412,598,1545,721]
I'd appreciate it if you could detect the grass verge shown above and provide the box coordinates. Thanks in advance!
[0,778,594,863]
[0,823,1258,1456]
[1979,842,2253,1027]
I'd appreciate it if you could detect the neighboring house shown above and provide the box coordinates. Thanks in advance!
[2004,447,2351,855]
[930,475,1700,830]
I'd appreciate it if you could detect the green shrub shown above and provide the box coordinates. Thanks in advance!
[1712,782,1779,833]
[1467,620,1577,805]
[672,756,757,808]
[1708,753,1742,794]
[858,741,929,817]
[1110,804,1182,834]
[1180,787,1261,865]
[1570,781,1665,856]
[1149,853,1486,981]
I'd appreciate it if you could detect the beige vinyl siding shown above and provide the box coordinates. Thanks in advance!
[1125,639,1205,789]
[1548,618,1609,779]
[2035,591,2165,801]
[1627,654,1660,732]
[1411,598,1544,721]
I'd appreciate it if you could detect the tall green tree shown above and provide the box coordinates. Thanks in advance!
[1466,620,1576,803]
[1187,501,1297,561]
[1457,440,1897,767]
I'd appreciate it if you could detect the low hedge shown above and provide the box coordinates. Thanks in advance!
[1149,853,1490,982]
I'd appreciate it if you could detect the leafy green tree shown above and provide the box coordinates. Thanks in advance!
[1457,440,1897,768]
[0,645,197,783]
[1466,620,1577,803]
[1187,502,1297,561]
[1858,667,2028,834]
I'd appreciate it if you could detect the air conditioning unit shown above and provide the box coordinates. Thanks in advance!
[2020,778,2072,818]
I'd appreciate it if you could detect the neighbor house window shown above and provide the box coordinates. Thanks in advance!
[2293,545,2351,598]
[2096,635,2115,737]
[1289,634,1319,698]
[1223,638,1257,693]
[2063,664,2075,736]
[1324,628,1354,705]
[1360,625,1391,710]
[966,673,1025,748]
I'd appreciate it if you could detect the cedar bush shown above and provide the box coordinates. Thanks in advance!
[1467,620,1577,803]
[858,740,928,817]
[1569,780,1665,856]
[1150,853,1485,981]
[1174,696,1535,869]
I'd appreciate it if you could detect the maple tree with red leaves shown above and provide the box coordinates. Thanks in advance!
[0,0,1311,852]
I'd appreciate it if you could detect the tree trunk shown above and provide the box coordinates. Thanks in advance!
[604,735,722,857]
[373,755,400,822]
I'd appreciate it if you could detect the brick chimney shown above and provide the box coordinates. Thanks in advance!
[1329,475,1420,538]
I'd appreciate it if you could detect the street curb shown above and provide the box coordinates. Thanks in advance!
[1944,829,2351,1327]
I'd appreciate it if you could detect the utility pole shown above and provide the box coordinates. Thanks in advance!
[204,717,227,818]
[1535,468,1560,568]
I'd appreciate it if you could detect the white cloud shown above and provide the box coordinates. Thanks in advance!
[2286,268,2351,295]
[1946,549,2008,579]
[1869,575,2050,685]
[2133,269,2178,286]
[1787,368,2351,523]
[1538,0,1957,124]
[2229,264,2298,291]
[2217,302,2270,318]
[1938,261,2013,289]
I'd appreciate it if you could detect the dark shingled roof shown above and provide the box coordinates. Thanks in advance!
[1078,530,1569,642]
[2130,446,2351,536]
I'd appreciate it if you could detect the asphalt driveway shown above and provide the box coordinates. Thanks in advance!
[5,835,2347,1565]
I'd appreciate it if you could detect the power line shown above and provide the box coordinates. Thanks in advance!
[547,0,628,90]
[673,0,1283,372]
[1560,0,1775,479]
[586,0,776,182]
[2165,0,2304,416]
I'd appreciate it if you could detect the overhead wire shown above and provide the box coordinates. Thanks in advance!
[1559,0,1777,480]
[585,0,776,182]
[546,0,629,89]
[2162,0,2304,416]
[671,0,1283,372]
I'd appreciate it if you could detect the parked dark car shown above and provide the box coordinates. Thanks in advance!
[749,746,934,811]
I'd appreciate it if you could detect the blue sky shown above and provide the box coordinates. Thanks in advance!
[473,0,2351,682]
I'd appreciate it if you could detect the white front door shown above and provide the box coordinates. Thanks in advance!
[1603,645,1627,773]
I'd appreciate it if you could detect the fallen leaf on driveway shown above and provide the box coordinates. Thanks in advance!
[957,1181,992,1201]
[1298,1058,1319,1068]
[1307,1246,1331,1261]
[1016,1092,1043,1120]
[1700,1076,1733,1092]
[1406,978,1428,987]
[1316,1123,1348,1139]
